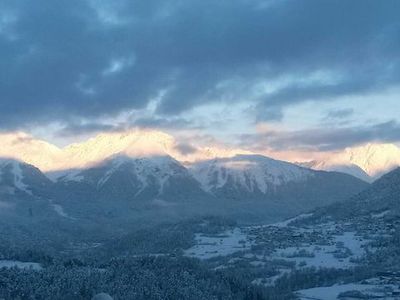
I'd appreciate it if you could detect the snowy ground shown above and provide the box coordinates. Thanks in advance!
[49,199,76,220]
[252,268,291,287]
[184,219,368,269]
[183,215,376,295]
[184,228,250,259]
[296,279,400,300]
[272,232,366,269]
[0,260,42,270]
[269,213,314,228]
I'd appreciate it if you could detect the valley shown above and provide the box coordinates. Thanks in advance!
[2,1,399,298]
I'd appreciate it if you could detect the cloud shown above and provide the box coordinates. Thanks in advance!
[325,109,354,120]
[133,116,194,130]
[58,122,117,137]
[174,142,197,155]
[0,0,399,130]
[241,120,400,152]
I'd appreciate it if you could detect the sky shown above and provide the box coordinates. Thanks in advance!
[1,0,400,155]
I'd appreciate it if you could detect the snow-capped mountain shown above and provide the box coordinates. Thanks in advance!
[189,154,368,212]
[191,154,312,193]
[298,143,400,181]
[341,143,400,177]
[0,130,373,223]
[0,159,58,225]
[297,160,372,183]
[0,130,251,173]
[55,154,206,204]
[0,158,52,196]
[0,132,62,172]
[0,152,369,226]
[62,131,177,170]
[1,131,399,184]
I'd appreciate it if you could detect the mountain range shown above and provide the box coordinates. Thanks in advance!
[6,129,400,229]
[0,154,368,227]
[2,131,400,181]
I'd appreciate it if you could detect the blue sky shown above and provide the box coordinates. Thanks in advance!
[1,0,400,152]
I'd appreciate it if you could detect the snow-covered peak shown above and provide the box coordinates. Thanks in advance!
[341,143,400,177]
[298,160,372,182]
[0,132,62,172]
[58,153,188,195]
[0,130,182,172]
[301,143,400,180]
[63,130,176,169]
[190,154,312,193]
[2,130,398,181]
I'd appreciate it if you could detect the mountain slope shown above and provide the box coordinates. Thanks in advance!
[191,155,313,194]
[297,160,372,182]
[300,143,400,181]
[189,154,369,219]
[56,154,207,203]
[0,158,52,197]
[51,154,212,224]
[342,144,400,177]
[0,159,73,242]
[317,167,400,220]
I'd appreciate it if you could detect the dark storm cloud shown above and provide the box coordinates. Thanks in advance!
[241,121,400,152]
[0,0,399,129]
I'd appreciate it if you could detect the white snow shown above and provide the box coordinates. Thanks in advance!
[57,155,183,198]
[95,155,180,192]
[270,213,314,228]
[272,232,366,269]
[0,260,42,270]
[372,210,390,218]
[1,130,400,181]
[12,162,32,195]
[298,160,372,182]
[47,198,76,219]
[301,143,400,180]
[184,228,251,259]
[0,159,32,195]
[190,155,312,193]
[253,268,291,287]
[52,203,75,220]
[57,170,85,182]
[296,281,399,300]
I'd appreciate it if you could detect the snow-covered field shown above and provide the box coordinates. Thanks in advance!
[273,232,366,269]
[296,279,400,300]
[184,218,368,270]
[184,228,250,259]
[0,260,42,270]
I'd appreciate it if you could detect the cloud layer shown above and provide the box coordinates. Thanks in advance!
[1,0,399,132]
[241,121,400,152]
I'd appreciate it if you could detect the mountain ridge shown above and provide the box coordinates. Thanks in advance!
[1,131,399,182]
[298,143,400,181]
[0,152,369,224]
